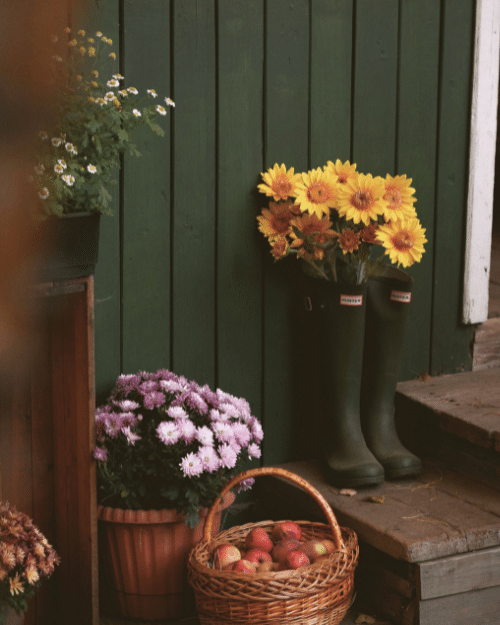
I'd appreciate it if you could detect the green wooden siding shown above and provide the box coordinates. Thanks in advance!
[86,0,476,465]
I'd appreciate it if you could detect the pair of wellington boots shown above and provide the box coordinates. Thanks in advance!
[306,266,421,488]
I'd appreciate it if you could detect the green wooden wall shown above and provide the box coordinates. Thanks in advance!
[83,0,476,465]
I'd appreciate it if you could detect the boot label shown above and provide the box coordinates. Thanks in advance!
[390,290,411,303]
[340,294,363,306]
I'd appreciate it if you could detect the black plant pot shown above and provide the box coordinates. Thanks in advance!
[37,212,101,282]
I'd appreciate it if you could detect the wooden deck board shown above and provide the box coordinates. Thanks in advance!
[257,459,500,563]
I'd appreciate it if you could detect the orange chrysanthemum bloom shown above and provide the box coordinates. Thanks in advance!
[257,201,296,240]
[360,223,379,244]
[336,173,386,225]
[270,237,289,260]
[324,159,357,186]
[377,217,427,267]
[290,212,337,261]
[294,168,338,218]
[258,163,302,201]
[381,174,417,222]
[338,229,361,254]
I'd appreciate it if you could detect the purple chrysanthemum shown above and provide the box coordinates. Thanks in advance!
[248,443,261,459]
[196,426,214,447]
[177,418,196,443]
[104,413,124,438]
[139,380,159,394]
[167,406,189,419]
[250,417,264,443]
[180,453,203,477]
[232,422,251,447]
[235,478,255,493]
[186,392,209,415]
[93,447,108,461]
[157,421,181,445]
[219,402,240,419]
[209,408,222,421]
[218,443,237,469]
[198,446,220,473]
[212,421,233,443]
[115,399,140,411]
[143,391,166,410]
[122,426,141,446]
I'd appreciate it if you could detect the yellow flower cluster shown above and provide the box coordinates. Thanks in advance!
[257,161,427,280]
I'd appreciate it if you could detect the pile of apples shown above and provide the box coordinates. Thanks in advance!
[212,521,336,573]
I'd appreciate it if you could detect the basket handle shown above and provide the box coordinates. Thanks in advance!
[202,467,345,551]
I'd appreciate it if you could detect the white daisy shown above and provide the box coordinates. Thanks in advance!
[107,79,119,88]
[156,105,167,116]
[65,142,77,155]
[51,137,62,147]
[104,91,115,101]
[118,89,128,97]
[147,89,158,98]
[96,31,103,37]
[54,164,64,174]
[165,97,175,107]
[132,109,142,117]
[87,164,97,174]
[34,164,44,175]
[128,87,138,95]
[57,159,67,169]
[62,174,75,187]
[113,73,124,80]
[38,188,50,200]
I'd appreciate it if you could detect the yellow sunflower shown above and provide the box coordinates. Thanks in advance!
[258,163,302,201]
[377,217,427,267]
[257,201,296,240]
[336,173,386,225]
[290,212,337,261]
[324,159,357,185]
[270,237,289,260]
[381,174,417,222]
[294,168,338,218]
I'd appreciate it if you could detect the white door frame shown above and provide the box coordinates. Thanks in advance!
[463,0,500,324]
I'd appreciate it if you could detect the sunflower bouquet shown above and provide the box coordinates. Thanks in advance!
[257,160,427,284]
[0,502,60,615]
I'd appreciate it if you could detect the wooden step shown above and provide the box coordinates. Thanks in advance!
[255,459,500,625]
[394,369,500,482]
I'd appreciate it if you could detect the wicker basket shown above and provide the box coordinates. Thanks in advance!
[188,467,359,625]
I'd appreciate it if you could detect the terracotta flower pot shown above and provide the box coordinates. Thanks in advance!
[97,491,235,622]
[0,604,25,625]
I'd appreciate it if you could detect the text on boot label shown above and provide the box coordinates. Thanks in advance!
[390,290,411,303]
[340,294,363,306]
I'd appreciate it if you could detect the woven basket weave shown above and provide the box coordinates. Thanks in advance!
[188,467,359,625]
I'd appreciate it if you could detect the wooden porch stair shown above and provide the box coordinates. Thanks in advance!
[255,367,500,625]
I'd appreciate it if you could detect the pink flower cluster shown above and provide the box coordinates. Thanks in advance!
[93,369,263,482]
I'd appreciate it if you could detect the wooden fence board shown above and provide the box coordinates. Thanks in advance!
[418,585,500,625]
[431,0,476,376]
[352,0,399,176]
[262,0,310,464]
[216,0,264,415]
[171,0,217,387]
[397,0,441,380]
[121,0,172,374]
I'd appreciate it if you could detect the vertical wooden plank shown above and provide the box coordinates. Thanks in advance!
[431,0,476,375]
[90,0,122,403]
[397,0,441,380]
[172,0,216,386]
[352,0,399,176]
[217,1,263,416]
[310,0,353,165]
[263,0,310,464]
[122,0,172,374]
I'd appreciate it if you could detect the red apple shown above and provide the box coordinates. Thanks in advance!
[320,539,336,554]
[271,538,301,564]
[298,540,328,562]
[213,543,241,570]
[270,521,302,542]
[245,548,273,565]
[233,559,257,573]
[283,549,310,570]
[222,562,237,571]
[244,527,273,552]
[257,560,280,573]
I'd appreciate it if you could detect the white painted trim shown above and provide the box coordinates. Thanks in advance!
[463,0,500,324]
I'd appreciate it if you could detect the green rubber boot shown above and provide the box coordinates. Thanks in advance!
[305,279,384,488]
[361,266,421,479]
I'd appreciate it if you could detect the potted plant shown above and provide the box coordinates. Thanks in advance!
[256,161,427,487]
[32,27,174,280]
[0,502,60,625]
[93,368,263,621]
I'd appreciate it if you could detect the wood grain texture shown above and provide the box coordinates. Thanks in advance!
[417,585,500,625]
